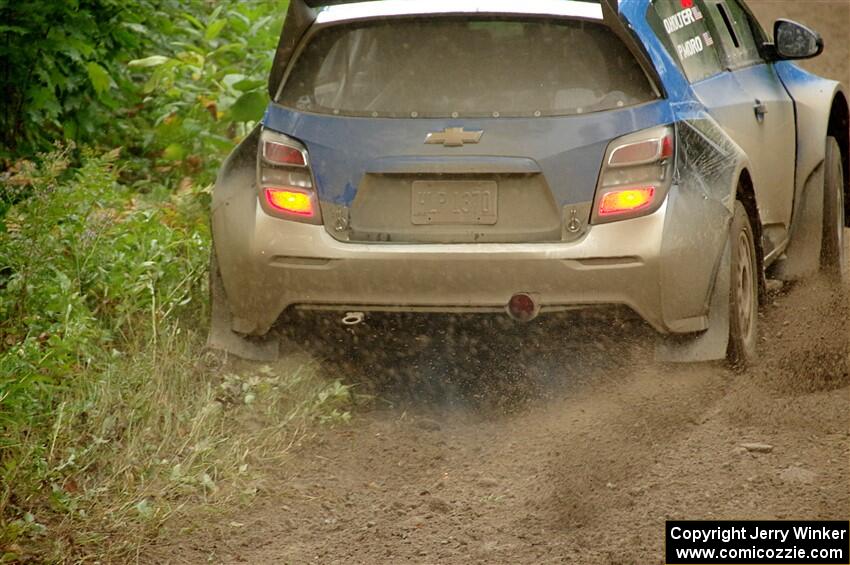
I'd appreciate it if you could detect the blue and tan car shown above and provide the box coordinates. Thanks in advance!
[209,0,848,364]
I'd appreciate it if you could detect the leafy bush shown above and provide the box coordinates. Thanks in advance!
[0,146,357,561]
[0,0,285,180]
[0,147,210,436]
[127,1,285,185]
[0,146,209,556]
[0,0,160,155]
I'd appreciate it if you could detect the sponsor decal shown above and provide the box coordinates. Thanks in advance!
[663,5,704,35]
[676,35,705,60]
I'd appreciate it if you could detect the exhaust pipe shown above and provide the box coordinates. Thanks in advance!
[506,293,540,322]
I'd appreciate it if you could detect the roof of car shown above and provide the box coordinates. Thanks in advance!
[314,0,606,24]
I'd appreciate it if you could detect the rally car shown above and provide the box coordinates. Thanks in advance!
[209,0,848,364]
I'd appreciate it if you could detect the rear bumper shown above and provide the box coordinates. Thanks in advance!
[213,195,720,336]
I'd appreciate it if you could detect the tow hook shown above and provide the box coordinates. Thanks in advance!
[342,312,366,326]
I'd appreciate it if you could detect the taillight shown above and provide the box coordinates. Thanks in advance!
[598,187,656,216]
[263,140,307,167]
[258,129,321,224]
[592,125,674,224]
[265,188,315,216]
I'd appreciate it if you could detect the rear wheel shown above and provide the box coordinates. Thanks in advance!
[821,136,846,282]
[727,201,759,367]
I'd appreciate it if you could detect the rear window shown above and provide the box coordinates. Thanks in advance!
[277,18,658,118]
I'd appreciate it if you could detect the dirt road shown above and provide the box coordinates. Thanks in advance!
[148,272,849,564]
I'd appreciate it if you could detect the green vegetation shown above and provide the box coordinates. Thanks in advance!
[0,0,277,165]
[0,1,357,561]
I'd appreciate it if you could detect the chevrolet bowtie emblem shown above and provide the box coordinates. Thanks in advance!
[425,127,484,147]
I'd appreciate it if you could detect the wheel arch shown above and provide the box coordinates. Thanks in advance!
[770,64,844,280]
[773,65,842,227]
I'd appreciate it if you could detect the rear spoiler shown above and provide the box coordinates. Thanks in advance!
[267,0,662,101]
[268,0,315,99]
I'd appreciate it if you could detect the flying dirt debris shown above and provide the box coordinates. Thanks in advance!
[151,0,849,562]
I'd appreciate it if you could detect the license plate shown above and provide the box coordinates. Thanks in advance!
[411,180,498,225]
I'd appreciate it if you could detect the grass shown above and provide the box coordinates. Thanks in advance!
[3,327,358,563]
[0,148,359,563]
[0,1,302,559]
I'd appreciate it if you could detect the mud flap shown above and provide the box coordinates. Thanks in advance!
[208,307,280,363]
[770,164,825,281]
[655,236,731,363]
[207,258,280,362]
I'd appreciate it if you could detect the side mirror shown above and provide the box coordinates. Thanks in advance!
[773,19,824,60]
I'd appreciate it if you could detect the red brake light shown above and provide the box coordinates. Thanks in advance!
[259,130,321,224]
[598,188,656,216]
[264,188,314,217]
[263,140,307,167]
[660,134,674,159]
[593,126,672,224]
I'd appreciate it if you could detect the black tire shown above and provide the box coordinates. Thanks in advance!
[727,200,759,367]
[821,136,846,282]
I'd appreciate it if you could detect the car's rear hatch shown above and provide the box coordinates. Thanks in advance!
[266,4,670,244]
[266,105,671,243]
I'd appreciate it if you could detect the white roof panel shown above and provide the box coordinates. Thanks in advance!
[315,0,604,24]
